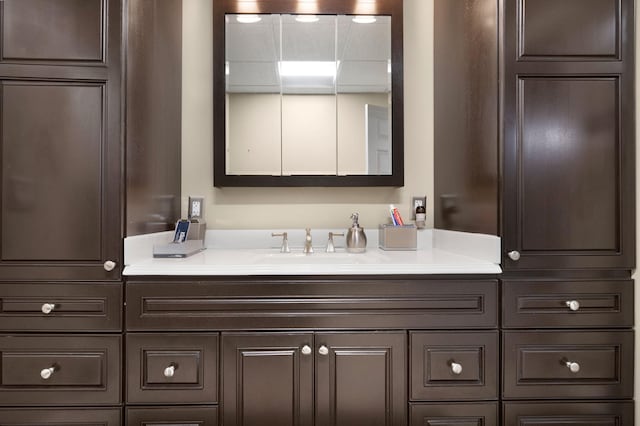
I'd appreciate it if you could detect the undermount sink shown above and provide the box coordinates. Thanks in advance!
[249,250,388,265]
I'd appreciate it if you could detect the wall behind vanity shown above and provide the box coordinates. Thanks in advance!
[181,0,434,229]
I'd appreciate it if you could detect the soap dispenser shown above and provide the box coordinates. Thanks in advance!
[346,213,367,253]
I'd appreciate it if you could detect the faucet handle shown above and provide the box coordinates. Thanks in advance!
[271,232,290,253]
[326,232,344,253]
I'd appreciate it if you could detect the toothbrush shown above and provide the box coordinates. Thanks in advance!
[389,204,404,226]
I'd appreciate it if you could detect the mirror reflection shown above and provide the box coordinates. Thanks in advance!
[225,13,391,176]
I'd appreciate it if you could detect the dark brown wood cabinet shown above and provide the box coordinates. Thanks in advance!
[503,330,634,400]
[221,331,407,426]
[502,279,634,329]
[221,333,314,426]
[410,331,498,401]
[0,0,123,281]
[126,333,219,405]
[0,334,121,406]
[0,282,122,332]
[125,277,502,425]
[501,0,635,270]
[126,279,498,331]
[314,332,407,426]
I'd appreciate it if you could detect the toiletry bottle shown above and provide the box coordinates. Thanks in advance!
[346,213,367,253]
[415,204,426,229]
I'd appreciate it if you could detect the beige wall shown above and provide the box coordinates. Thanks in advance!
[281,95,337,174]
[226,93,282,175]
[226,93,389,175]
[182,0,433,229]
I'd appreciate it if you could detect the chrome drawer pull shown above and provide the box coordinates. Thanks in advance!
[507,250,520,261]
[450,362,463,375]
[163,364,177,378]
[565,300,580,311]
[103,260,117,272]
[565,361,580,373]
[40,366,56,380]
[318,345,329,356]
[41,303,56,314]
[301,345,312,355]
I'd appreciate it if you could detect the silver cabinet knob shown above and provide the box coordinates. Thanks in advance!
[565,300,580,311]
[565,361,580,373]
[163,365,176,378]
[318,345,329,356]
[41,303,55,314]
[301,345,312,355]
[508,250,521,261]
[103,260,116,272]
[450,362,463,375]
[40,367,55,380]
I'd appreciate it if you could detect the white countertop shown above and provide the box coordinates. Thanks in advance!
[123,228,502,276]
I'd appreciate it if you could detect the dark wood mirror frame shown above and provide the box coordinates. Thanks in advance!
[213,0,403,187]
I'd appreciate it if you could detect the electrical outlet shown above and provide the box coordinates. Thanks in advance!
[411,196,426,219]
[188,196,204,220]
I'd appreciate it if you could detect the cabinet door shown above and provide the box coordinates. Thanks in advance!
[502,0,635,270]
[221,333,314,426]
[315,332,406,426]
[0,0,122,281]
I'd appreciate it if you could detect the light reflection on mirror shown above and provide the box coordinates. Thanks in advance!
[225,13,391,176]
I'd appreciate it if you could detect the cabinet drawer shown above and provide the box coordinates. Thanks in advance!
[0,408,121,425]
[0,282,122,331]
[502,280,633,328]
[503,401,634,425]
[127,279,497,330]
[410,403,497,426]
[410,331,498,401]
[0,335,121,405]
[127,406,218,426]
[503,331,633,399]
[126,333,218,404]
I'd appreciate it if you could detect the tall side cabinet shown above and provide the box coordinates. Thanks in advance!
[435,0,635,424]
[0,0,123,423]
[0,0,182,424]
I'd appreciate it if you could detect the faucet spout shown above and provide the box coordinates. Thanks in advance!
[303,228,313,254]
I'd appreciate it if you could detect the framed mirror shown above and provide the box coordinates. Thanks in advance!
[213,0,403,187]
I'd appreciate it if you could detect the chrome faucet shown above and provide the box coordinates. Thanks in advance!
[303,228,313,254]
[271,232,290,253]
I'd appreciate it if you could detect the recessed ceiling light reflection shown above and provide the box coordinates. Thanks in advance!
[295,15,320,23]
[352,15,377,24]
[236,15,262,24]
[279,61,337,78]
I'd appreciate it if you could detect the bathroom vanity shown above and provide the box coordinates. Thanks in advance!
[117,230,632,425]
[118,229,500,425]
[0,0,636,425]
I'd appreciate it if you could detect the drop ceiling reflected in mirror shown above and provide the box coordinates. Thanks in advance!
[225,14,392,94]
